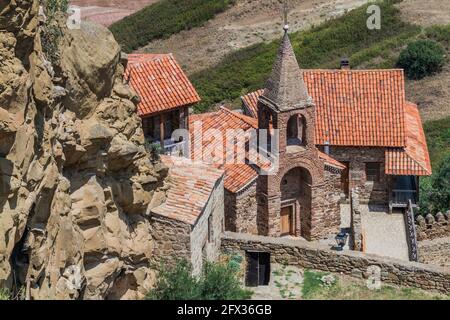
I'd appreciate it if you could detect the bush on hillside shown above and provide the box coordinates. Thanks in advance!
[420,153,450,215]
[146,257,252,300]
[397,40,445,80]
[110,0,235,53]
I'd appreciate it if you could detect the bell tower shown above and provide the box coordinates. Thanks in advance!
[256,3,325,239]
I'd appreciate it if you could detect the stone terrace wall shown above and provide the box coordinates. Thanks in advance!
[418,237,450,268]
[221,232,450,293]
[416,212,450,241]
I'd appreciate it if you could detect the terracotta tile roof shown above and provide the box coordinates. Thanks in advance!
[151,155,224,226]
[385,103,432,176]
[125,53,200,117]
[241,69,407,147]
[241,89,264,118]
[318,151,346,170]
[189,107,259,193]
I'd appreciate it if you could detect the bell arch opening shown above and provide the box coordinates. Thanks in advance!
[286,115,307,148]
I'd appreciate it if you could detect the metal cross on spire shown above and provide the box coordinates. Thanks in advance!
[283,0,290,32]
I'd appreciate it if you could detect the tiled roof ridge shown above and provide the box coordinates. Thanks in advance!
[219,106,258,128]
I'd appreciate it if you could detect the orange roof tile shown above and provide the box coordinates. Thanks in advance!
[189,107,259,193]
[151,156,224,225]
[126,54,200,117]
[318,151,346,170]
[241,69,407,147]
[241,89,264,118]
[385,103,432,176]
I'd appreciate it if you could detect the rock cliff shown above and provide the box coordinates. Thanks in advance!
[0,0,168,299]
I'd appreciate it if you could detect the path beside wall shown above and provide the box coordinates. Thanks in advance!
[221,232,450,294]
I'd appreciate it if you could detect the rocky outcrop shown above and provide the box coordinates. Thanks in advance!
[0,0,168,299]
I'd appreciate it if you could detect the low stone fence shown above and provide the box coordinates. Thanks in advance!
[416,211,450,241]
[221,232,450,294]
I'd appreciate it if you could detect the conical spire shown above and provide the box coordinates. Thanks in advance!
[260,31,313,112]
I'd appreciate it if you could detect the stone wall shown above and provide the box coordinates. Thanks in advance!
[310,168,342,239]
[418,237,450,268]
[350,189,363,251]
[190,178,225,275]
[329,147,389,204]
[150,216,192,267]
[221,232,450,293]
[416,212,450,241]
[151,178,225,275]
[225,181,258,234]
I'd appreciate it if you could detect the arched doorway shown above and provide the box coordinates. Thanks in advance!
[280,167,312,238]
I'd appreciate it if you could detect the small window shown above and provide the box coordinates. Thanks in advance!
[208,215,213,242]
[365,162,381,182]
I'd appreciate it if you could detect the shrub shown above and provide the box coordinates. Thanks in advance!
[397,40,446,79]
[0,288,10,300]
[110,0,235,53]
[420,153,450,215]
[146,258,252,300]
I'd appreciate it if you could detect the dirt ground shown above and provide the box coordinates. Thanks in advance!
[396,0,450,121]
[138,0,371,74]
[397,0,450,27]
[69,0,159,26]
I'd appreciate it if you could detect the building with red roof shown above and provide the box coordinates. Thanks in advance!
[126,28,431,245]
[125,53,200,152]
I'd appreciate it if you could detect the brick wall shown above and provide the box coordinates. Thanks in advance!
[329,147,389,204]
[221,232,450,293]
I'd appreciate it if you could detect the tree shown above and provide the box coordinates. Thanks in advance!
[146,257,252,300]
[420,153,450,215]
[397,40,445,80]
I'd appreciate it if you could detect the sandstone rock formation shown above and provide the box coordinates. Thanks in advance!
[0,0,168,299]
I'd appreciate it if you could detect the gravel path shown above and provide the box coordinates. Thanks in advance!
[360,205,409,261]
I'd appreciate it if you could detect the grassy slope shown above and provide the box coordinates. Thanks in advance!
[109,0,235,52]
[301,270,448,300]
[191,0,422,112]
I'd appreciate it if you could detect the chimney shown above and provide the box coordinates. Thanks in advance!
[340,58,350,70]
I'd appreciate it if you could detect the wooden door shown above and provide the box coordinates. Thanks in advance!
[280,206,293,236]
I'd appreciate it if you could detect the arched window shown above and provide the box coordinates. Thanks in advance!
[287,115,307,146]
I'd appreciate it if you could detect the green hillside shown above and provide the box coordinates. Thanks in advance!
[190,0,421,113]
[110,0,235,53]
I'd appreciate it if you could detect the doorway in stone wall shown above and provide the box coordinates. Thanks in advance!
[245,251,270,287]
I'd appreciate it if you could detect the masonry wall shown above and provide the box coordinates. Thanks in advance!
[190,178,225,275]
[416,212,450,241]
[418,237,450,268]
[150,216,192,268]
[222,232,450,293]
[329,147,389,204]
[224,181,258,235]
[310,168,342,239]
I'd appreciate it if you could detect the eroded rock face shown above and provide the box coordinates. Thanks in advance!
[0,0,167,299]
